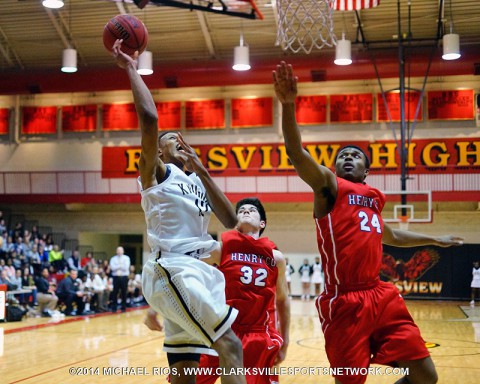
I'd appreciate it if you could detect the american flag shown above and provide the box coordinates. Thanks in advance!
[334,0,380,11]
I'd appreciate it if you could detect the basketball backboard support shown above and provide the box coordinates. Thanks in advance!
[133,0,264,20]
[382,191,432,225]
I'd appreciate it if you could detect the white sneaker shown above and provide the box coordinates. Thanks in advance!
[470,300,475,306]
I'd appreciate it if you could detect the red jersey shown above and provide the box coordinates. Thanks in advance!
[315,177,386,287]
[219,230,278,331]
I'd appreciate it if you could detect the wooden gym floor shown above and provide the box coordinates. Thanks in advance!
[1,300,479,383]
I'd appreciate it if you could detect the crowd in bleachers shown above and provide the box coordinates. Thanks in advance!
[0,210,145,319]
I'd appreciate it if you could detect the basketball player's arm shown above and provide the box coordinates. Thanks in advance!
[112,39,165,190]
[144,308,164,332]
[200,242,222,266]
[382,223,464,247]
[273,62,337,218]
[177,134,237,229]
[273,249,290,365]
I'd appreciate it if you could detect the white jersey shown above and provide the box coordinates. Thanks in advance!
[138,164,218,258]
[312,262,324,284]
[472,267,480,288]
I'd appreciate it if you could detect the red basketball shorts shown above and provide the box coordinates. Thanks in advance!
[316,281,429,384]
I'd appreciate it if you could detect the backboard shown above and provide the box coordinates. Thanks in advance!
[382,190,432,228]
[134,0,264,19]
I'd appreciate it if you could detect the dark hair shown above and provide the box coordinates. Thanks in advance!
[158,131,176,146]
[235,197,267,236]
[335,145,371,169]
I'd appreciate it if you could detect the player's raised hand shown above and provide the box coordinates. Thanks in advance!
[176,132,206,175]
[112,39,138,70]
[273,61,298,104]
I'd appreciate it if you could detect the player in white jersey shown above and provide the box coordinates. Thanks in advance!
[471,261,480,306]
[311,256,324,296]
[112,40,246,384]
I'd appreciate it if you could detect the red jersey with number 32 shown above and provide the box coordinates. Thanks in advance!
[220,230,278,330]
[315,177,386,286]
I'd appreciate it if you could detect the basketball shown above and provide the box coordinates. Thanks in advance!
[103,14,148,56]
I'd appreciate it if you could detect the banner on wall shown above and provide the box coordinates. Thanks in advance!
[101,137,480,178]
[382,244,479,299]
[377,91,422,122]
[0,108,9,134]
[62,105,97,132]
[296,95,327,125]
[156,101,181,130]
[21,106,57,134]
[330,93,373,123]
[231,97,273,128]
[185,99,225,130]
[102,103,138,131]
[428,90,474,120]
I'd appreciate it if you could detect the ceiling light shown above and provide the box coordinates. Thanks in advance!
[137,51,153,75]
[233,34,250,71]
[334,35,352,66]
[42,0,65,9]
[442,33,461,60]
[61,48,77,73]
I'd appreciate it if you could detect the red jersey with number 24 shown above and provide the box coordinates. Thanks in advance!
[315,177,386,286]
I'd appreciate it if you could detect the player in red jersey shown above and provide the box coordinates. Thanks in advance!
[273,61,463,384]
[197,197,291,384]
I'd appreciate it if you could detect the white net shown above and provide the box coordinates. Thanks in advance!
[275,0,336,54]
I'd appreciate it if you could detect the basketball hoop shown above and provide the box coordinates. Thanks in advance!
[399,215,409,231]
[275,0,336,54]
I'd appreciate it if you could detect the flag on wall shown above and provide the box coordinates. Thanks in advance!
[334,0,380,11]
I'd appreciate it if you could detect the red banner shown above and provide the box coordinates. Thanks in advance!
[428,90,474,120]
[156,101,181,130]
[21,106,57,134]
[62,105,97,132]
[330,93,373,123]
[377,92,422,122]
[296,96,327,125]
[102,103,138,131]
[101,137,480,178]
[231,97,273,128]
[0,108,9,134]
[186,99,225,130]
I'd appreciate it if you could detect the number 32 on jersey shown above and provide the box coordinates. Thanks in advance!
[240,266,268,286]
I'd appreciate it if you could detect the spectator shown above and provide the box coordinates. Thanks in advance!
[67,249,81,271]
[298,258,313,300]
[101,259,111,276]
[22,266,37,307]
[4,258,16,279]
[49,244,65,272]
[38,243,50,269]
[78,273,94,314]
[34,267,58,317]
[56,270,85,316]
[28,244,42,273]
[285,257,295,297]
[80,251,97,269]
[89,266,108,312]
[31,225,41,241]
[0,269,16,291]
[109,246,130,312]
[0,218,6,234]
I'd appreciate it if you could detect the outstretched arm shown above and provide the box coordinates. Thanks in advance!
[176,134,238,229]
[273,249,291,365]
[112,40,164,190]
[382,223,464,247]
[273,62,337,218]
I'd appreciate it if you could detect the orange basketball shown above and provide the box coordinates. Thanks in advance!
[103,14,148,56]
